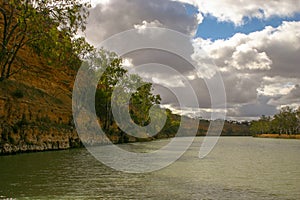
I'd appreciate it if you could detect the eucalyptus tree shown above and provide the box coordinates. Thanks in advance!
[94,49,127,131]
[0,0,90,81]
[250,115,271,134]
[93,49,162,135]
[296,107,300,133]
[274,107,297,135]
[252,106,300,135]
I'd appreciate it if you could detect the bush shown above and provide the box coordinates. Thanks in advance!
[12,89,24,98]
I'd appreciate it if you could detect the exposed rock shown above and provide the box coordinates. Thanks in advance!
[0,123,81,155]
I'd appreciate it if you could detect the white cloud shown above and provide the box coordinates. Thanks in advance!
[152,76,185,88]
[195,21,300,74]
[258,83,295,96]
[229,46,272,70]
[134,20,163,34]
[257,76,298,96]
[161,105,227,119]
[196,13,204,24]
[122,58,134,68]
[90,0,110,7]
[191,21,300,118]
[173,0,300,25]
[86,0,198,45]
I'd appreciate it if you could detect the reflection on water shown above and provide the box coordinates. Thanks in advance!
[0,137,299,199]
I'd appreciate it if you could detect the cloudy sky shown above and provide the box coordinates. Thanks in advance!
[86,0,300,121]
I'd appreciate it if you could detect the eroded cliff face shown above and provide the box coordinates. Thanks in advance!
[0,39,87,154]
[0,57,133,154]
[0,124,80,154]
[0,69,82,154]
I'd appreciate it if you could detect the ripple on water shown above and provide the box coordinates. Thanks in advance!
[0,137,299,199]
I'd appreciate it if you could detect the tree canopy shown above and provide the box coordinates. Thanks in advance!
[93,49,163,139]
[250,106,300,135]
[0,0,91,80]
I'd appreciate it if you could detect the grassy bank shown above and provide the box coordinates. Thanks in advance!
[254,134,300,139]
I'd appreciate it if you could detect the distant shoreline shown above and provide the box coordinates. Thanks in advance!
[253,134,300,139]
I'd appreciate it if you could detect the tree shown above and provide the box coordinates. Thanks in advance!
[296,107,300,134]
[0,0,90,81]
[94,49,127,131]
[159,109,180,137]
[250,115,271,135]
[251,106,300,135]
[271,115,281,134]
[93,49,162,136]
[130,78,161,126]
[273,107,297,135]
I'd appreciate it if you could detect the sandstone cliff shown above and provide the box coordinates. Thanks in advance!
[0,43,84,154]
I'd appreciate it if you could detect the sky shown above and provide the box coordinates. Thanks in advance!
[86,0,300,121]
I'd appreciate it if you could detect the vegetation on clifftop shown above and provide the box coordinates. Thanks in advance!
[0,0,91,81]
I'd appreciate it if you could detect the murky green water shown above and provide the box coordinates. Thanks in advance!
[0,137,299,199]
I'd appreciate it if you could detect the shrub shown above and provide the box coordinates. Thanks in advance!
[12,89,24,98]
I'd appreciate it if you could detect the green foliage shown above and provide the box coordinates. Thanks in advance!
[40,115,51,124]
[93,49,127,131]
[93,49,163,136]
[250,115,271,135]
[159,109,180,137]
[0,0,91,80]
[130,79,161,126]
[14,113,28,130]
[251,106,300,135]
[12,88,24,98]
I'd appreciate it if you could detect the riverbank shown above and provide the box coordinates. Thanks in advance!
[254,134,300,139]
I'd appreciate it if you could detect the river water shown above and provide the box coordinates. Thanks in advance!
[0,137,299,199]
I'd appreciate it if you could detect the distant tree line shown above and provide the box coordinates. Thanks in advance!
[250,107,300,135]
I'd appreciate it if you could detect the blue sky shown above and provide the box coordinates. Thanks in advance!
[185,5,300,41]
[196,14,300,40]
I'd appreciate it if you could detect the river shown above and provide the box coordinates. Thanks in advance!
[0,137,299,199]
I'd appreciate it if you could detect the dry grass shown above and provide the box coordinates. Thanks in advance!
[255,134,300,139]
